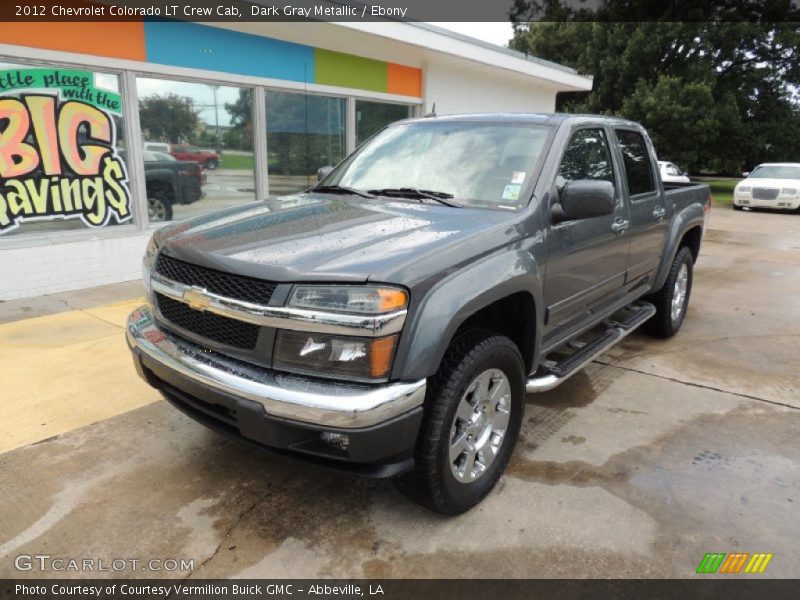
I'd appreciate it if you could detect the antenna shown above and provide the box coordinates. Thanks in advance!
[424,102,437,118]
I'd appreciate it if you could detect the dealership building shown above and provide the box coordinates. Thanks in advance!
[0,20,592,300]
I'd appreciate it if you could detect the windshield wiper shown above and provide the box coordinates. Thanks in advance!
[367,188,462,207]
[312,184,375,199]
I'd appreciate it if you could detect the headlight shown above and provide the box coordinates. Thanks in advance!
[288,285,408,314]
[142,236,158,298]
[781,188,797,196]
[273,331,398,381]
[737,186,750,193]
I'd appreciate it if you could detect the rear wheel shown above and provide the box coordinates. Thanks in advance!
[644,246,693,338]
[394,330,525,515]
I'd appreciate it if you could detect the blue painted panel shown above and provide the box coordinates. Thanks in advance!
[144,21,314,83]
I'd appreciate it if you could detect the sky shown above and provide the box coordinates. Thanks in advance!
[431,22,516,48]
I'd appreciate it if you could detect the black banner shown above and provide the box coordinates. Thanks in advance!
[2,0,800,22]
[3,579,800,600]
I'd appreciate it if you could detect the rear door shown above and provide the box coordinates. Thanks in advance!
[543,126,631,334]
[613,128,668,283]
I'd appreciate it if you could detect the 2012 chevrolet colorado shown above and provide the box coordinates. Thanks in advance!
[127,114,711,514]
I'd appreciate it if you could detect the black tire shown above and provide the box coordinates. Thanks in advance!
[148,196,173,222]
[644,246,694,338]
[733,203,743,211]
[394,329,525,515]
[205,159,219,170]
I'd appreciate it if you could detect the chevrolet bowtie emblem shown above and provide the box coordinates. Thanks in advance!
[182,287,212,311]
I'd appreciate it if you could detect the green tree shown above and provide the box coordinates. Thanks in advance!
[138,93,198,144]
[509,3,800,173]
[224,89,254,151]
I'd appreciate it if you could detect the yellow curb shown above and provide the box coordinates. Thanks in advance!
[0,299,159,454]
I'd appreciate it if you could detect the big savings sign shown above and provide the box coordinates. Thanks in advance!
[0,68,132,234]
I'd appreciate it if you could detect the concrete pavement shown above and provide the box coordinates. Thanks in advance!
[0,205,798,579]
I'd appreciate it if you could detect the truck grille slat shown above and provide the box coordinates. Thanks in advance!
[156,293,260,350]
[155,254,276,305]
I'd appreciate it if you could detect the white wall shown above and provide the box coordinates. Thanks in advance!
[0,231,150,300]
[425,56,560,115]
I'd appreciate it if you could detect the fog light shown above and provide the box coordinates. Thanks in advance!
[320,432,350,450]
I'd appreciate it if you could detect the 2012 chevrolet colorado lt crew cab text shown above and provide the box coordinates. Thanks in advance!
[127,114,711,514]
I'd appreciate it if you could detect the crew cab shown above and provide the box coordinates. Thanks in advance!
[127,114,710,514]
[734,163,800,212]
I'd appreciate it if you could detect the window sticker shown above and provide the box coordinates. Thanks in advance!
[0,68,131,235]
[511,171,526,184]
[502,184,522,200]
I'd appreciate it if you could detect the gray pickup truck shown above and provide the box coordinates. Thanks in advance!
[127,114,710,514]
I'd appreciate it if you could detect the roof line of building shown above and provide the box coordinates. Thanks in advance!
[408,22,583,77]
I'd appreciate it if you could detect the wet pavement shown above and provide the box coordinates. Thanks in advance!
[0,205,798,579]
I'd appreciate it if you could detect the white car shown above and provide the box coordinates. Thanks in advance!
[658,161,691,184]
[733,163,800,212]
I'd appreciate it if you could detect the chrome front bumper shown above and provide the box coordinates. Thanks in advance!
[126,305,426,428]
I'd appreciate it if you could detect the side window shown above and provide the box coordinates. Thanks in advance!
[666,164,680,176]
[617,130,655,195]
[556,128,615,198]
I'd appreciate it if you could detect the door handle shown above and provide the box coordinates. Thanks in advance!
[611,218,629,235]
[653,206,667,220]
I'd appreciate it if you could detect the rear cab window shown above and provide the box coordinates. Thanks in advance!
[615,129,656,197]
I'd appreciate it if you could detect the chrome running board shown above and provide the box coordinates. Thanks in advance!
[526,302,656,393]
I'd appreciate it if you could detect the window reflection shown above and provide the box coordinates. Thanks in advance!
[356,100,412,146]
[136,77,255,224]
[265,91,346,196]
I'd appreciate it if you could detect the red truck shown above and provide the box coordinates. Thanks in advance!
[168,144,220,170]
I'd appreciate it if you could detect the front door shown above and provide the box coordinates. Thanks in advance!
[543,127,631,338]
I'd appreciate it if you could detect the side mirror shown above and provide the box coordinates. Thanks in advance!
[317,165,334,181]
[552,180,616,223]
[742,171,750,178]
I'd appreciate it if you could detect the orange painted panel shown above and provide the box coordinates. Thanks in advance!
[387,63,422,98]
[0,21,145,62]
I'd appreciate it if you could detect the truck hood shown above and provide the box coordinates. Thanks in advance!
[155,193,520,285]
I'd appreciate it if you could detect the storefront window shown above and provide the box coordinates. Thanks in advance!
[356,100,413,146]
[0,62,131,237]
[265,91,346,196]
[136,77,255,223]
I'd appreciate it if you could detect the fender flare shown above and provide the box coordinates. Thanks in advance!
[652,206,705,292]
[392,247,543,381]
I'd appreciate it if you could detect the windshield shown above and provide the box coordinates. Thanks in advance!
[749,165,800,179]
[328,121,551,210]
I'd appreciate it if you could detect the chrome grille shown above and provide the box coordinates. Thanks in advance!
[752,187,779,200]
[155,254,276,305]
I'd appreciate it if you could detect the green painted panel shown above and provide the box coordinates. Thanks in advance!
[314,48,387,92]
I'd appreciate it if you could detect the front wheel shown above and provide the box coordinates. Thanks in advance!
[394,330,525,515]
[205,159,218,170]
[644,246,694,338]
[148,196,173,222]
